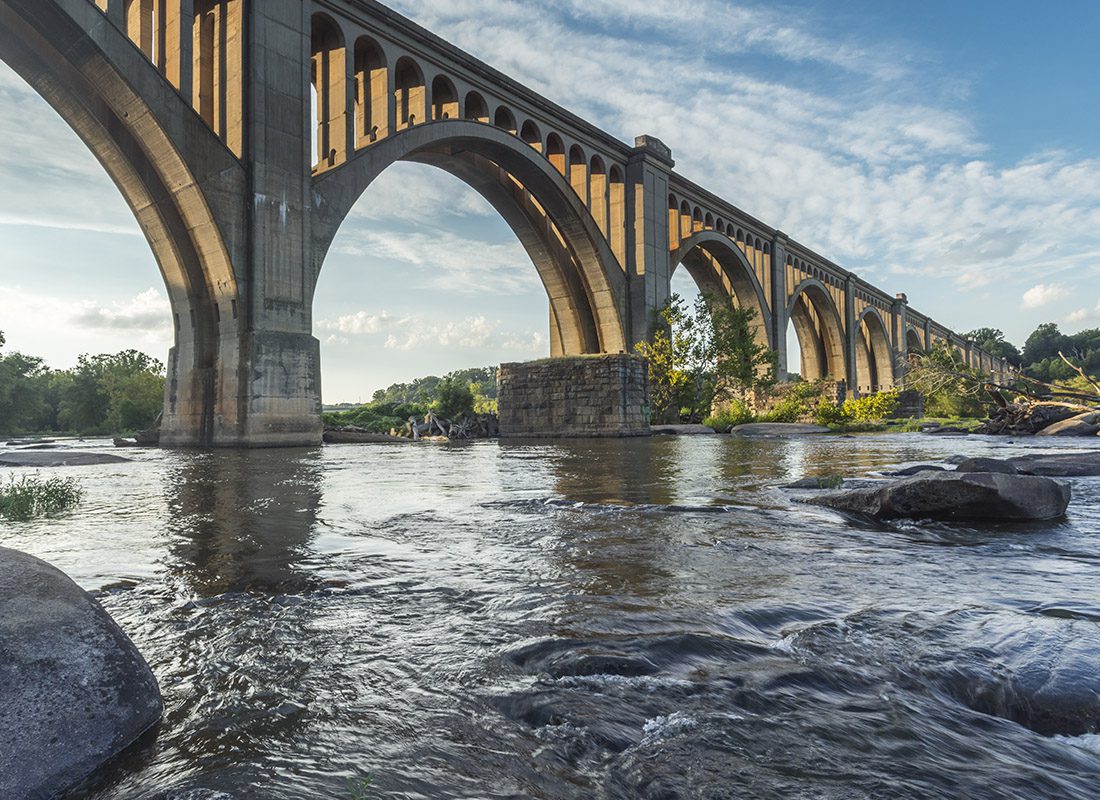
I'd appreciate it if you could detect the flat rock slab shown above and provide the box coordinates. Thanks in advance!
[322,430,408,444]
[730,423,831,437]
[650,424,717,435]
[888,465,947,477]
[954,457,1019,475]
[0,547,162,800]
[0,451,132,467]
[1007,451,1100,477]
[805,471,1071,521]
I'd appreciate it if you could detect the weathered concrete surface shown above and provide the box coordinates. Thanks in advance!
[0,450,131,467]
[954,457,1019,475]
[1037,412,1100,437]
[1007,451,1100,477]
[805,472,1071,521]
[498,355,650,438]
[730,423,831,437]
[650,424,717,435]
[0,547,162,800]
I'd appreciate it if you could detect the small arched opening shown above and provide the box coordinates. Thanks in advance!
[464,91,489,123]
[311,13,347,169]
[394,56,425,131]
[354,37,388,146]
[430,75,459,121]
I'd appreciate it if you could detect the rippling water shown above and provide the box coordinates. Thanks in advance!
[3,433,1100,799]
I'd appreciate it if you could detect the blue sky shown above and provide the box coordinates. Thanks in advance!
[1,0,1098,401]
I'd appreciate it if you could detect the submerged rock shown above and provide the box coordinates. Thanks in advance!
[1007,451,1100,477]
[783,476,845,489]
[0,547,162,800]
[650,424,717,435]
[954,457,1019,475]
[730,423,831,437]
[0,450,132,467]
[138,791,236,800]
[804,471,1070,521]
[888,465,946,477]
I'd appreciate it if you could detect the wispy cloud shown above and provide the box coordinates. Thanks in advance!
[318,308,545,354]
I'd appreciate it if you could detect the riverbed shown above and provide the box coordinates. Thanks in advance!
[2,433,1099,799]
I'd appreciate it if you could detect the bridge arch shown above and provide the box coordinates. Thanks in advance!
[311,119,629,355]
[905,325,925,355]
[855,307,895,394]
[670,231,773,351]
[786,278,846,381]
[0,0,242,445]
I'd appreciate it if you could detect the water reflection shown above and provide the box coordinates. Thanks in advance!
[162,449,324,596]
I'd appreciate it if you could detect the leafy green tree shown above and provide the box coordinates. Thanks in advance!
[1022,323,1071,369]
[962,327,1022,367]
[637,293,777,422]
[433,376,475,419]
[0,348,53,434]
[58,350,165,433]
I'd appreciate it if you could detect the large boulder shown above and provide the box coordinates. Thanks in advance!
[729,423,830,437]
[0,547,162,800]
[1007,451,1100,477]
[1037,411,1100,437]
[804,471,1071,521]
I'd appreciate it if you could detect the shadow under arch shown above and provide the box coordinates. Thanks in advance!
[0,0,243,444]
[855,307,895,393]
[905,325,925,355]
[670,230,774,350]
[786,278,846,380]
[310,120,629,355]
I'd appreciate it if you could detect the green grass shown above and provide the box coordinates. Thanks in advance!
[0,474,84,521]
[346,773,378,800]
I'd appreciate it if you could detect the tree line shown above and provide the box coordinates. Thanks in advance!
[962,324,1100,385]
[0,331,165,436]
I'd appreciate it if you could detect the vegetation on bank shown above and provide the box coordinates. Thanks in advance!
[0,331,165,437]
[637,293,777,424]
[0,474,84,521]
[323,368,497,433]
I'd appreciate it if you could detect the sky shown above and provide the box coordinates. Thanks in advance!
[1,0,1099,402]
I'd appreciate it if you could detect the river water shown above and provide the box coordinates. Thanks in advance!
[2,433,1100,799]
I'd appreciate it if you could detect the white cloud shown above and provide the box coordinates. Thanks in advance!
[317,309,544,354]
[1021,283,1069,310]
[72,288,171,333]
[1066,300,1100,325]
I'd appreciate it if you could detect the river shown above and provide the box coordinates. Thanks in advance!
[2,433,1099,799]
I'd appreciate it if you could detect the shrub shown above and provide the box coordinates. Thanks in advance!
[704,399,754,432]
[434,377,475,420]
[813,399,851,426]
[0,474,83,521]
[842,389,901,423]
[761,397,805,423]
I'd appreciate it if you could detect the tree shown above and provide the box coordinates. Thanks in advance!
[0,350,53,434]
[433,376,474,419]
[962,327,1022,367]
[57,351,165,433]
[636,293,777,422]
[1022,323,1071,368]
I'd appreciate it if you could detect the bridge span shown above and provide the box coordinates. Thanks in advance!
[0,0,1012,445]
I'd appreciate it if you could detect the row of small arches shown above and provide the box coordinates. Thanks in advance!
[311,14,627,258]
[666,194,771,258]
[786,255,842,291]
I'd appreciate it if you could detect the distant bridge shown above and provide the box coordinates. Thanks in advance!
[0,0,1013,445]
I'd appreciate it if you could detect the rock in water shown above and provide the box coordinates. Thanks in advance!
[804,472,1071,521]
[1008,452,1100,477]
[954,457,1019,475]
[729,423,831,437]
[887,465,946,477]
[0,451,131,467]
[1037,412,1100,437]
[0,547,162,799]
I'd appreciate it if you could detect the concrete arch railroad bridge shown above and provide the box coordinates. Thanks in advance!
[0,0,1013,446]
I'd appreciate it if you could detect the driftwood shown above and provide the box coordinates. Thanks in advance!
[977,401,1099,436]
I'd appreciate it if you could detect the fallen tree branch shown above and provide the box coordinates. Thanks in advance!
[1058,351,1100,397]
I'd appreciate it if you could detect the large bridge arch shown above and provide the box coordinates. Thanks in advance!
[855,307,895,393]
[310,119,630,355]
[786,279,846,381]
[670,230,773,350]
[0,0,245,445]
